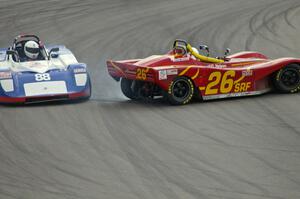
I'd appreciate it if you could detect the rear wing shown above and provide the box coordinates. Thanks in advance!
[107,60,155,82]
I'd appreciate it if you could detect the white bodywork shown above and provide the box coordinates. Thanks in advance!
[0,46,78,73]
[24,81,67,96]
[0,46,88,97]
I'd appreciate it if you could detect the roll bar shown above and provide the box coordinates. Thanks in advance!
[13,34,40,44]
[173,39,224,63]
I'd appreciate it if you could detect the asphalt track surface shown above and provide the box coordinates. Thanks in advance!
[1,0,300,199]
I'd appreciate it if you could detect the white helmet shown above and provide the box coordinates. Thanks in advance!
[24,40,39,59]
[192,47,199,54]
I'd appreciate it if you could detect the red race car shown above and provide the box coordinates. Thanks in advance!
[107,39,300,105]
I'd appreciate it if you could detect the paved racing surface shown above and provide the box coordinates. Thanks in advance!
[1,0,300,198]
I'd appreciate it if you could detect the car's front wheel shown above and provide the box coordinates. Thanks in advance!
[167,76,194,105]
[273,64,300,93]
[85,79,92,99]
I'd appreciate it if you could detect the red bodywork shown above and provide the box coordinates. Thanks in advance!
[107,48,300,100]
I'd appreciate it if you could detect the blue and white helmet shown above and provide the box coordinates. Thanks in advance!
[24,40,39,59]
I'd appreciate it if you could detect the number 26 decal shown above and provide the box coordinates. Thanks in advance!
[205,71,251,95]
[136,68,149,80]
[35,73,51,81]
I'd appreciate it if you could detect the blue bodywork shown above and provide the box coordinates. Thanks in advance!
[0,45,91,103]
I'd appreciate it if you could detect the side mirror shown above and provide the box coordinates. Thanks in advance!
[51,53,59,58]
[49,47,59,53]
[224,48,231,57]
[7,50,16,55]
[48,47,59,59]
[7,50,20,62]
[199,45,210,56]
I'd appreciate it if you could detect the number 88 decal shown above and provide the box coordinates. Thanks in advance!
[35,73,51,81]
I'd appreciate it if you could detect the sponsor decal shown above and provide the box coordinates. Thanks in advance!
[29,62,44,68]
[242,70,253,76]
[0,72,12,79]
[159,69,178,80]
[159,70,167,80]
[167,69,178,75]
[207,64,227,68]
[73,68,86,73]
[234,82,251,92]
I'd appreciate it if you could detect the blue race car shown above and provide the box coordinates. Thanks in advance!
[0,34,91,104]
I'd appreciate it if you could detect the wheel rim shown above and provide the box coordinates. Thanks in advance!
[172,80,190,99]
[281,68,300,87]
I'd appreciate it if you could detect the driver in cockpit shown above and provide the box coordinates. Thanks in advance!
[23,40,40,61]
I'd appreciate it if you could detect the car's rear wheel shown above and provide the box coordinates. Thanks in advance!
[273,64,300,93]
[167,76,194,105]
[121,78,137,100]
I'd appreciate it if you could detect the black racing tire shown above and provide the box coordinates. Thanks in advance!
[193,85,203,101]
[120,78,137,100]
[167,76,194,105]
[85,78,92,99]
[273,64,300,93]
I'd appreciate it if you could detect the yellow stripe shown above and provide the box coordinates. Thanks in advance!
[179,65,193,76]
[231,62,260,67]
[199,87,206,91]
[191,68,200,80]
[110,60,126,76]
[234,76,245,84]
